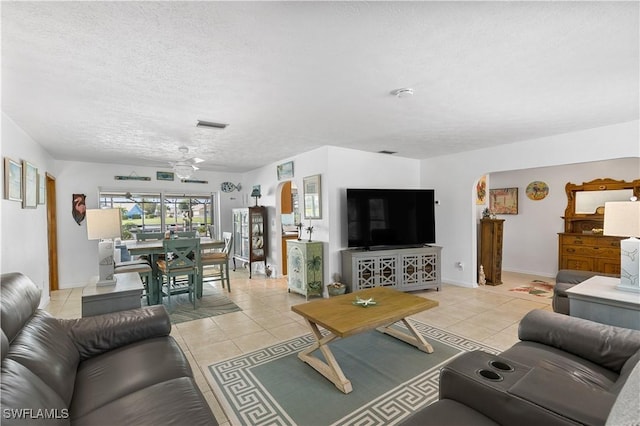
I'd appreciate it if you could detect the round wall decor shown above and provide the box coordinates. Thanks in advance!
[526,181,549,200]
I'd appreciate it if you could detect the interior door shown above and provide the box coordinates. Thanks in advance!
[46,173,59,291]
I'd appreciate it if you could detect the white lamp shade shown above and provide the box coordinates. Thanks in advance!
[86,209,122,240]
[603,201,640,238]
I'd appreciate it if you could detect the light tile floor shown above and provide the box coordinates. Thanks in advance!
[45,270,553,426]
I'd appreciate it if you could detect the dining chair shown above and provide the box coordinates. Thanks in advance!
[208,225,216,239]
[136,232,165,241]
[200,232,233,292]
[175,231,197,238]
[156,238,201,309]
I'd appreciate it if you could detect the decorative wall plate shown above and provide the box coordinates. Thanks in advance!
[526,181,549,200]
[221,182,240,193]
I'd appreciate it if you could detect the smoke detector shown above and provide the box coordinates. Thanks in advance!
[390,88,414,98]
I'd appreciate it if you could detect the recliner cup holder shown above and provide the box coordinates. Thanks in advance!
[489,360,514,372]
[477,369,503,381]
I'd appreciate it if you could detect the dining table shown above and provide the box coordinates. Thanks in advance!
[125,237,225,305]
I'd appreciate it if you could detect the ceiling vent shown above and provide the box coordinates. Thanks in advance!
[196,120,228,129]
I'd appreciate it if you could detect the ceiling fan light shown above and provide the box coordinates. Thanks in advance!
[173,163,194,179]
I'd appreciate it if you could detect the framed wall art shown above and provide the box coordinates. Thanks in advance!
[526,181,549,201]
[156,171,174,181]
[38,173,46,204]
[490,187,518,214]
[22,161,38,208]
[476,175,487,205]
[303,174,322,219]
[277,161,294,180]
[4,157,22,202]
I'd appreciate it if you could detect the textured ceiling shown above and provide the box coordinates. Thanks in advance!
[2,1,638,173]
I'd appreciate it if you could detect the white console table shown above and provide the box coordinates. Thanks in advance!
[82,272,144,317]
[566,275,640,330]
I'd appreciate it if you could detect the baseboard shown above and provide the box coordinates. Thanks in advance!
[502,268,556,279]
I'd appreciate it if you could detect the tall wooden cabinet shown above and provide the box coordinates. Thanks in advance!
[479,218,504,285]
[341,246,441,293]
[232,206,268,278]
[287,240,323,299]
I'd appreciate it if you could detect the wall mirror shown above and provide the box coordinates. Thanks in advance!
[575,189,634,214]
[563,178,640,233]
[303,174,321,219]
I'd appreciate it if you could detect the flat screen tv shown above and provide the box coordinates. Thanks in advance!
[347,188,436,249]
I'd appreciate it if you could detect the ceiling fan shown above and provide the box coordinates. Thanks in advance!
[170,146,204,179]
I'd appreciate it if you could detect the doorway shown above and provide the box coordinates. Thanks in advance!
[46,173,59,291]
[280,181,299,276]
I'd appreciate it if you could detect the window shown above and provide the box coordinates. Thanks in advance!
[98,190,218,240]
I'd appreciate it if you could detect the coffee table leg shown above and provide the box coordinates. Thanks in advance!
[378,318,434,353]
[298,319,353,394]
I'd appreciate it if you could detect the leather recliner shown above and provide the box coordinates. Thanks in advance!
[401,309,640,425]
[553,269,617,315]
[0,272,217,425]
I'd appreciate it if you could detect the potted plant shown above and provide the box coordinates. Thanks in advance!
[327,273,346,296]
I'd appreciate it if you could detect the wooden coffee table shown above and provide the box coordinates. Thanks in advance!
[291,287,439,393]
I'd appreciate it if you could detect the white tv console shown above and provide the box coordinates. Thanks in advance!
[341,245,442,293]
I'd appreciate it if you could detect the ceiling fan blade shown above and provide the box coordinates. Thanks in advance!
[192,157,205,164]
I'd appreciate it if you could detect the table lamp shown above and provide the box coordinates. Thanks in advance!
[86,208,122,286]
[251,187,261,206]
[603,200,640,293]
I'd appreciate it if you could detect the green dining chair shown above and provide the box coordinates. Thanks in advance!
[156,238,201,309]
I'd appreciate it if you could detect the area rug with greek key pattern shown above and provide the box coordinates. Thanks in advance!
[207,320,498,426]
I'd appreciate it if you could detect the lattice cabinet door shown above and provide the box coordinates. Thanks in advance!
[377,255,398,288]
[353,254,398,291]
[401,252,439,291]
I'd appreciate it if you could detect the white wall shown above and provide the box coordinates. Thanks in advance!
[490,158,639,277]
[1,113,56,305]
[241,145,421,285]
[422,120,640,287]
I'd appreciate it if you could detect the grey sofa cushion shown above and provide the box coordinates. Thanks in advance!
[0,272,42,342]
[606,360,640,426]
[0,359,70,426]
[70,337,194,419]
[518,309,640,372]
[502,341,619,391]
[7,311,80,406]
[400,399,499,426]
[60,305,170,361]
[71,377,217,426]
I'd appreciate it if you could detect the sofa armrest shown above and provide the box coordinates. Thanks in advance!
[60,305,171,361]
[518,310,640,372]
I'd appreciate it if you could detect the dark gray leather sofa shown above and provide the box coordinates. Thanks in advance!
[0,272,217,425]
[401,309,640,426]
[553,269,617,315]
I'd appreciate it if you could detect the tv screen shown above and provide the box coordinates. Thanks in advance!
[347,188,436,249]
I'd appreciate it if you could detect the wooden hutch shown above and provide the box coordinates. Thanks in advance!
[558,178,640,274]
